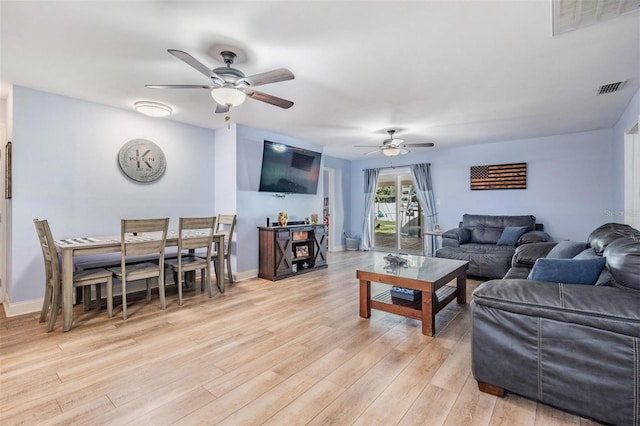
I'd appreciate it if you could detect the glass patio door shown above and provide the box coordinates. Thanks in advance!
[373,171,423,254]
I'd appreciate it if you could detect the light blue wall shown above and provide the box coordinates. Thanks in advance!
[350,127,625,243]
[235,125,326,274]
[8,84,637,305]
[9,86,214,304]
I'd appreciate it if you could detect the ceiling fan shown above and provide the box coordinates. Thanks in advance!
[356,130,435,157]
[146,49,295,113]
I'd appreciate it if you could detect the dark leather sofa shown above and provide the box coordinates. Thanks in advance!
[435,214,550,278]
[471,223,640,425]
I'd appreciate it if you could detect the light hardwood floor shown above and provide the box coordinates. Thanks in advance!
[1,251,601,425]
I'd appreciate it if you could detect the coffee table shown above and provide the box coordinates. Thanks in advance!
[357,253,469,336]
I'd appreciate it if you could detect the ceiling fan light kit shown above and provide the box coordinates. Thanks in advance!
[356,129,435,156]
[146,49,294,112]
[211,86,246,107]
[383,147,401,157]
[134,101,172,117]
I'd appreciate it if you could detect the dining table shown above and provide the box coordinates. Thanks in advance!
[54,231,225,332]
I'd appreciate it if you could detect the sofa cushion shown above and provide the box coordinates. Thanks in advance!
[546,241,588,258]
[517,230,551,244]
[588,223,640,255]
[435,244,515,279]
[502,266,530,279]
[462,214,535,244]
[527,257,606,285]
[497,226,529,246]
[603,236,640,291]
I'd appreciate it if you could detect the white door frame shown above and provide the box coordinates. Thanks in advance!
[0,122,6,304]
[323,167,339,251]
[624,119,640,229]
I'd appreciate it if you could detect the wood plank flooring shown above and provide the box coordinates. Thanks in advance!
[1,251,601,425]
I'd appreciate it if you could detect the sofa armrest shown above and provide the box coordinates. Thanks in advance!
[442,227,470,247]
[517,230,550,245]
[511,242,557,268]
[472,279,640,336]
[471,279,639,426]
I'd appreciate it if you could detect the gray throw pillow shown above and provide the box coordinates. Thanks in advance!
[497,226,528,246]
[546,241,588,259]
[527,257,606,285]
[573,247,598,259]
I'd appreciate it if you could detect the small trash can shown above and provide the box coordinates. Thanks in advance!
[345,237,360,251]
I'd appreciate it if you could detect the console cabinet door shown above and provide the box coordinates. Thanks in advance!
[275,230,293,276]
[313,225,327,267]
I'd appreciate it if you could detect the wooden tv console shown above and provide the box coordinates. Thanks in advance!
[257,225,328,281]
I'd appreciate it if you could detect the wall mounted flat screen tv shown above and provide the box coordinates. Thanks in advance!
[259,140,322,194]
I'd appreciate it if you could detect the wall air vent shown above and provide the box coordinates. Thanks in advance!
[597,80,627,95]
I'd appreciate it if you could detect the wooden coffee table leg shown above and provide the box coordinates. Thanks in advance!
[421,284,435,336]
[359,279,371,318]
[457,271,467,304]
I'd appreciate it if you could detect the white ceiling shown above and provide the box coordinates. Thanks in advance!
[1,1,638,159]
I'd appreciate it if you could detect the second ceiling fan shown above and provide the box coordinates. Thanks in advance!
[356,130,435,157]
[147,49,295,113]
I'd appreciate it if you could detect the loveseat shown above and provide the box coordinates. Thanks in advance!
[471,223,640,426]
[435,214,550,278]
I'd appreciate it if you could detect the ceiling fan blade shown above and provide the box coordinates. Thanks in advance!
[354,144,382,147]
[146,84,213,89]
[237,68,295,88]
[404,142,435,148]
[365,149,382,156]
[400,149,409,155]
[215,103,230,114]
[168,49,224,84]
[241,89,294,109]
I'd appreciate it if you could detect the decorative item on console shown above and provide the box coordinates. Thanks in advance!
[311,214,319,224]
[277,212,288,226]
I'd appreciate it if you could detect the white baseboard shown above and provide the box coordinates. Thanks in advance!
[1,269,270,317]
[235,269,258,281]
[3,297,43,317]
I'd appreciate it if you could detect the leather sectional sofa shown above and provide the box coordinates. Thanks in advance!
[471,223,640,425]
[435,214,550,278]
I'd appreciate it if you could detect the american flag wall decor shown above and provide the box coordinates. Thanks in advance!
[470,163,527,190]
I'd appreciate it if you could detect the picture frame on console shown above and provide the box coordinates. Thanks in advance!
[295,246,309,258]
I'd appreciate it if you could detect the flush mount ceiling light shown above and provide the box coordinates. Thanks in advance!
[134,101,172,117]
[210,85,247,107]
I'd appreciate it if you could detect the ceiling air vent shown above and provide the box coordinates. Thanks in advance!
[597,80,626,95]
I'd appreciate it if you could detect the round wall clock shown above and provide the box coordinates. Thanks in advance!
[118,139,167,183]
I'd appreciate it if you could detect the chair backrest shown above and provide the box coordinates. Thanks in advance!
[121,218,170,259]
[216,214,237,255]
[177,216,216,256]
[33,219,59,283]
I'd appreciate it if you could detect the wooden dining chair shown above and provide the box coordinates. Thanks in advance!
[108,218,169,320]
[212,214,237,286]
[34,219,113,332]
[164,217,216,305]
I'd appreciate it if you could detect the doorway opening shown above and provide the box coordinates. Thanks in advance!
[372,169,423,254]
